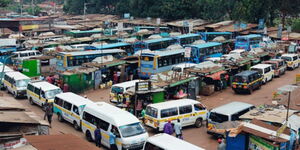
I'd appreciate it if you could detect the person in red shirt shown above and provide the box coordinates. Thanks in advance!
[113,71,118,84]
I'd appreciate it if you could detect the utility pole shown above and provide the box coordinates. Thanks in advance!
[20,0,23,16]
[83,3,88,21]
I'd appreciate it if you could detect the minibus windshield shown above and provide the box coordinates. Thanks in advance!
[16,79,30,87]
[46,89,62,99]
[119,122,146,138]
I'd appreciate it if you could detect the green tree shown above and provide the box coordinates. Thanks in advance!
[0,0,11,7]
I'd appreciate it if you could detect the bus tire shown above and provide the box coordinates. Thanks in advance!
[57,113,64,122]
[195,118,203,128]
[74,121,80,131]
[86,131,93,142]
[13,92,17,99]
[29,97,34,105]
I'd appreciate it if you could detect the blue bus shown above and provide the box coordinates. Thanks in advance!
[139,49,185,79]
[174,33,201,46]
[185,42,223,64]
[133,38,177,52]
[199,32,233,41]
[56,49,126,71]
[0,38,17,63]
[235,34,262,51]
[84,42,133,55]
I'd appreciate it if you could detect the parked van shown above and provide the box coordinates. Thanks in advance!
[171,63,197,74]
[145,99,208,132]
[250,64,274,84]
[263,59,286,77]
[12,50,42,61]
[53,92,93,130]
[0,63,13,88]
[27,81,62,108]
[232,71,263,94]
[281,54,300,70]
[110,80,140,103]
[81,102,148,150]
[3,71,31,98]
[207,101,254,136]
[143,133,205,150]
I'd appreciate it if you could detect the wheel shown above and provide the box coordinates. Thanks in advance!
[248,88,253,94]
[195,118,203,128]
[85,131,93,142]
[234,90,239,94]
[57,113,64,122]
[74,121,80,130]
[29,97,34,105]
[13,92,18,99]
[263,79,267,84]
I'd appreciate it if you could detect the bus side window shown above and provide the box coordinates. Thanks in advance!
[63,101,72,111]
[144,142,163,150]
[34,87,40,95]
[73,106,79,115]
[194,104,206,111]
[41,91,46,98]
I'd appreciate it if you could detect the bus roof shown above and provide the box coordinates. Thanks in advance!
[201,32,232,35]
[147,99,200,110]
[175,33,200,39]
[251,64,272,69]
[235,71,258,76]
[111,80,140,88]
[29,81,60,91]
[211,101,254,116]
[58,49,125,56]
[5,71,30,80]
[190,42,221,49]
[85,102,140,126]
[141,49,185,57]
[144,37,174,44]
[55,92,93,106]
[236,34,261,39]
[92,42,131,49]
[146,133,205,150]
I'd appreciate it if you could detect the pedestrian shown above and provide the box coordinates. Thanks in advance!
[117,70,121,82]
[94,125,102,147]
[45,103,53,128]
[39,75,44,81]
[109,127,117,150]
[43,100,49,120]
[163,120,173,135]
[174,119,182,139]
[113,71,118,84]
[141,108,146,123]
[63,83,69,92]
[217,138,226,150]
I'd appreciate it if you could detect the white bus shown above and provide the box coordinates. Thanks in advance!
[27,81,62,109]
[81,102,149,150]
[3,71,31,98]
[0,63,13,88]
[110,80,140,103]
[145,99,208,132]
[143,133,205,150]
[53,92,93,130]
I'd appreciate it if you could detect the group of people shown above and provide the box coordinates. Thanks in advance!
[163,119,183,139]
[94,125,119,150]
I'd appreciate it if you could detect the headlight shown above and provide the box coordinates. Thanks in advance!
[122,144,131,149]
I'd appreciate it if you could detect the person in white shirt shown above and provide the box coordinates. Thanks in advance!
[174,119,182,139]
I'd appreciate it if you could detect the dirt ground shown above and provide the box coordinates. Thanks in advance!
[3,67,299,150]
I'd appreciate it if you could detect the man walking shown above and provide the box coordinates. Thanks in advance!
[94,125,102,147]
[109,127,117,150]
[163,120,173,135]
[45,103,53,128]
[43,100,49,120]
[174,119,182,139]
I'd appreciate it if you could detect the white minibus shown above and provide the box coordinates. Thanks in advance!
[250,64,274,84]
[145,99,208,132]
[110,80,140,103]
[53,92,93,130]
[3,71,31,98]
[81,102,149,150]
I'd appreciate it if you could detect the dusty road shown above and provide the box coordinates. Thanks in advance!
[2,67,299,150]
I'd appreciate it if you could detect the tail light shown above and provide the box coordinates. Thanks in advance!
[243,85,248,89]
[232,85,237,88]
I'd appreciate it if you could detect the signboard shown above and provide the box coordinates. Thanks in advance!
[258,19,264,30]
[249,135,276,150]
[276,124,286,137]
[184,47,191,58]
[296,74,300,85]
[117,22,123,32]
[156,18,161,25]
[124,13,130,19]
[277,24,283,39]
[22,59,40,77]
[135,81,151,91]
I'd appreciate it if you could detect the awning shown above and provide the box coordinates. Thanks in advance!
[205,70,226,80]
[169,77,197,87]
[106,60,126,67]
